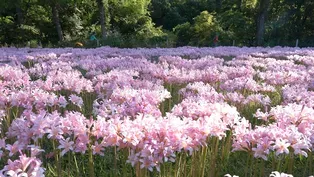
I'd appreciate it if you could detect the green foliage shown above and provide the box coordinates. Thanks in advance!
[174,11,224,47]
[0,0,314,47]
[150,0,211,31]
[97,31,174,48]
[264,0,314,47]
[217,10,256,46]
[0,16,14,42]
[109,0,164,39]
[0,16,13,24]
[0,15,41,45]
[244,0,259,8]
[191,11,218,46]
[173,22,192,46]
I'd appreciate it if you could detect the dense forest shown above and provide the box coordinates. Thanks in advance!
[0,0,313,47]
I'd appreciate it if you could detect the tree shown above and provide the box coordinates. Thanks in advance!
[216,0,222,12]
[256,0,270,46]
[15,0,23,25]
[109,0,160,36]
[1,0,314,47]
[51,1,64,42]
[174,11,224,46]
[96,0,106,39]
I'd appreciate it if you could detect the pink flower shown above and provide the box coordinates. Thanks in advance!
[6,141,24,157]
[252,136,273,160]
[0,153,45,177]
[0,138,6,149]
[92,142,104,156]
[28,145,44,157]
[126,150,140,167]
[58,96,68,108]
[139,157,155,172]
[69,94,84,108]
[254,109,270,121]
[46,126,63,140]
[274,139,291,156]
[58,138,74,156]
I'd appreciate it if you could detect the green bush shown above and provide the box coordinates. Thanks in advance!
[173,11,226,47]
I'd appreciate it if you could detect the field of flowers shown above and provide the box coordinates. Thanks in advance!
[0,46,314,177]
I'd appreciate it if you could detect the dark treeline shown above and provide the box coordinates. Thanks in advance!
[0,0,313,47]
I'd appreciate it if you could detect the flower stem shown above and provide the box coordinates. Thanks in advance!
[53,140,61,177]
[288,152,294,174]
[245,152,251,177]
[260,159,265,177]
[88,145,95,177]
[209,137,219,177]
[201,145,208,177]
[309,151,313,175]
[73,153,80,176]
[168,83,172,111]
[114,146,118,174]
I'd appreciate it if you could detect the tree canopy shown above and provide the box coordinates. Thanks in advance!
[0,0,313,47]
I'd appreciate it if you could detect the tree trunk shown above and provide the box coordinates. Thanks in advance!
[256,0,270,46]
[51,3,63,42]
[295,0,305,39]
[237,0,242,9]
[15,0,23,25]
[216,0,222,12]
[301,3,311,27]
[16,6,23,25]
[97,0,106,39]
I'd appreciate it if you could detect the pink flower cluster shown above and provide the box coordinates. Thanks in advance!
[0,147,45,177]
[233,103,314,160]
[1,46,314,175]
